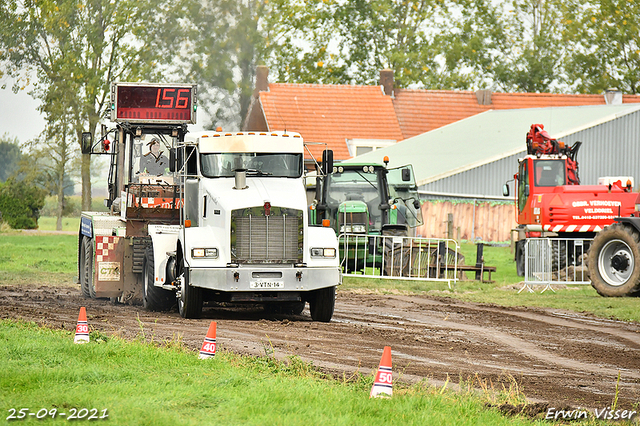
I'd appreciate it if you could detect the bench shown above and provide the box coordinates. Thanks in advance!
[457,264,496,283]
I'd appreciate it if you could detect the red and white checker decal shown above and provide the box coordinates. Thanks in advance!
[95,236,120,262]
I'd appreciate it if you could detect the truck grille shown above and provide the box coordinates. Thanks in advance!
[231,207,303,263]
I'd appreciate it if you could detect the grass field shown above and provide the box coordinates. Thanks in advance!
[1,320,540,426]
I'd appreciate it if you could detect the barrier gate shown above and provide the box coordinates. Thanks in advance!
[522,237,592,293]
[339,233,461,288]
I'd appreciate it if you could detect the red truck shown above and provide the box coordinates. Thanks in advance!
[505,124,637,275]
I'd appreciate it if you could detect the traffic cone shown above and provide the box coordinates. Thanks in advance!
[199,321,217,359]
[370,346,392,398]
[74,307,90,344]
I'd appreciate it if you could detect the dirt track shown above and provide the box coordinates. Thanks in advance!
[2,284,640,411]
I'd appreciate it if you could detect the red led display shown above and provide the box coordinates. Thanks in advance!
[114,84,195,123]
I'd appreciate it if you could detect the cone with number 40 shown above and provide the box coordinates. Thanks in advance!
[74,307,90,344]
[370,346,392,398]
[199,321,217,359]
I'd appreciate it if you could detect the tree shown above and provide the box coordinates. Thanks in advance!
[0,177,46,229]
[260,0,466,89]
[562,0,640,94]
[0,0,191,211]
[449,0,567,92]
[0,133,23,182]
[176,0,267,130]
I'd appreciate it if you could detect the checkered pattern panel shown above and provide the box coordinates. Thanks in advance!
[95,236,121,262]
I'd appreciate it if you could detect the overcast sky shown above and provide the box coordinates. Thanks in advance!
[0,87,46,145]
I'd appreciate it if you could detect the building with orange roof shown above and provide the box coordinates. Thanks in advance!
[243,66,640,163]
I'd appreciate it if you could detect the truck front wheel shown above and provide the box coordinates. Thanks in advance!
[588,224,640,297]
[309,286,336,322]
[177,259,203,319]
[142,246,175,311]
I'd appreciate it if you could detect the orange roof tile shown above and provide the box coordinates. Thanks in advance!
[253,81,640,160]
[393,90,640,139]
[259,83,403,160]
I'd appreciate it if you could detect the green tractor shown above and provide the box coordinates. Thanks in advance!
[310,153,423,273]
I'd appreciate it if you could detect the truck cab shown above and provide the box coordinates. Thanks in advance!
[313,162,423,236]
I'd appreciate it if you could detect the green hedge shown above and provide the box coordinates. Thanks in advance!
[0,178,46,229]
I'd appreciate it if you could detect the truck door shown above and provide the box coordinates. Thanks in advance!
[517,159,530,221]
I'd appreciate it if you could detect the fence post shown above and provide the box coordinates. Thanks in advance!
[475,243,484,281]
[447,213,454,240]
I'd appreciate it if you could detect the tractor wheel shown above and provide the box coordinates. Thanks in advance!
[551,240,567,272]
[588,224,640,297]
[309,286,335,322]
[177,257,203,319]
[81,237,96,298]
[142,245,175,311]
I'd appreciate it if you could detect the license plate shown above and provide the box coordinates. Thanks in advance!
[250,281,284,289]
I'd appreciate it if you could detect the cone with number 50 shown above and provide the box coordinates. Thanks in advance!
[199,321,217,359]
[370,346,392,398]
[74,307,90,344]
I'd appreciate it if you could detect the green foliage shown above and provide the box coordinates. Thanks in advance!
[0,178,46,229]
[562,0,640,94]
[0,133,24,182]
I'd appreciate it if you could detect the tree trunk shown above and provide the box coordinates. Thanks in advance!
[56,183,64,231]
[82,153,91,211]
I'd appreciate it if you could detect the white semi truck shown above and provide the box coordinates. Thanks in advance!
[78,82,340,320]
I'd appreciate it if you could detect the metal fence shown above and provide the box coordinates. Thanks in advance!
[339,233,461,287]
[522,238,592,293]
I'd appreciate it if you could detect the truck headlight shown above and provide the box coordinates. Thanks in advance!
[192,248,219,258]
[310,248,336,258]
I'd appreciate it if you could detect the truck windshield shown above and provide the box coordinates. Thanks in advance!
[200,153,303,178]
[534,159,565,187]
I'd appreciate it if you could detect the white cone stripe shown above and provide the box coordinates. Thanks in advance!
[372,383,393,389]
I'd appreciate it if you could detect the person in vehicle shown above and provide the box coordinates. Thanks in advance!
[139,138,169,176]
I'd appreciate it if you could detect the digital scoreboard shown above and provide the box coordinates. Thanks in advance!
[111,82,197,124]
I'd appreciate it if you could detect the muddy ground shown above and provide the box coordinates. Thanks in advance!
[2,284,640,412]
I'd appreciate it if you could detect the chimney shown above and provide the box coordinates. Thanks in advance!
[475,89,492,106]
[380,69,394,97]
[604,88,622,105]
[253,65,269,96]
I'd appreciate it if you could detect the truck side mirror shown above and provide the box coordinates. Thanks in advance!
[502,183,510,197]
[402,168,411,182]
[81,132,92,154]
[525,185,529,197]
[169,148,176,172]
[322,149,333,175]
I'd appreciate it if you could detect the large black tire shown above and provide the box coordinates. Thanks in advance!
[142,246,175,311]
[515,240,525,277]
[588,224,640,297]
[551,240,567,272]
[309,286,335,322]
[177,258,203,319]
[80,237,96,298]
